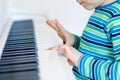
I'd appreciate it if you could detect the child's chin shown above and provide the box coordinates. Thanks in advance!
[84,6,94,10]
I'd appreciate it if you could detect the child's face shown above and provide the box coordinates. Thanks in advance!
[76,0,105,10]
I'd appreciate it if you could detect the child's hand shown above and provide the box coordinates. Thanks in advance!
[46,19,75,46]
[47,45,82,67]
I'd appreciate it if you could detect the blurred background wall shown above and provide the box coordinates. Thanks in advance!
[0,0,93,37]
[0,0,10,37]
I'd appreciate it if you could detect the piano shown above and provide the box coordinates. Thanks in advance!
[0,14,76,80]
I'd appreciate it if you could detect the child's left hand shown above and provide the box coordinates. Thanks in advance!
[47,45,83,67]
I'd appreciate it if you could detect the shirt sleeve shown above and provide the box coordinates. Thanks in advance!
[73,34,81,49]
[77,15,120,80]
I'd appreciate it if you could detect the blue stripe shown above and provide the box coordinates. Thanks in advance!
[113,14,120,17]
[79,48,115,60]
[82,33,111,45]
[107,63,112,79]
[92,59,98,79]
[94,60,100,80]
[107,6,120,14]
[82,36,113,48]
[97,60,105,80]
[112,32,120,37]
[83,31,109,42]
[99,8,114,16]
[112,28,120,34]
[90,16,107,25]
[113,62,118,80]
[88,21,104,30]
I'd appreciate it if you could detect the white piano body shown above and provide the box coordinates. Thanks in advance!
[0,14,76,80]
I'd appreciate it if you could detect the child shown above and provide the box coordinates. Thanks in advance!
[46,0,120,80]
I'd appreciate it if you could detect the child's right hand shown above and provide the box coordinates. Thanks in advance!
[47,44,82,67]
[46,19,76,46]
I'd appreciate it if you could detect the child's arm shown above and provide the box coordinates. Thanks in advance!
[78,16,120,80]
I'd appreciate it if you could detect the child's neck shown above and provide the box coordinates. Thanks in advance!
[101,0,116,6]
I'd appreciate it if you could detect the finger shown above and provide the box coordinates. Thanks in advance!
[62,45,72,55]
[55,19,67,33]
[46,20,59,31]
[46,44,64,50]
[46,46,59,50]
[57,45,70,57]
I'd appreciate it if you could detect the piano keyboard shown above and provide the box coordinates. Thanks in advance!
[0,20,39,80]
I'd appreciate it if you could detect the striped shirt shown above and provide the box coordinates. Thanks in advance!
[73,1,120,80]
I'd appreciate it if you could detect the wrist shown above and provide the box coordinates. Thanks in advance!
[75,56,81,67]
[63,34,76,46]
[70,51,82,67]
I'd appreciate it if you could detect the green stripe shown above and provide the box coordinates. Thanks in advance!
[93,12,109,21]
[118,62,120,80]
[80,39,114,56]
[85,26,107,38]
[87,24,105,33]
[112,36,120,41]
[115,55,120,61]
[113,3,120,9]
[85,57,94,78]
[95,10,110,18]
[107,17,120,29]
[101,61,112,80]
[113,39,120,46]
